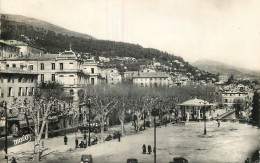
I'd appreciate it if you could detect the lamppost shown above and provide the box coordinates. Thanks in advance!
[143,111,146,130]
[152,106,159,163]
[1,101,8,161]
[203,101,207,135]
[86,99,91,146]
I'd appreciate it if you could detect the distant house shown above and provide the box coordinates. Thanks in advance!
[133,71,170,87]
[6,40,44,57]
[0,40,20,59]
[101,68,122,85]
[99,56,110,62]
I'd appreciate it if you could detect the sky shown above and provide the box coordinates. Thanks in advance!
[1,0,260,71]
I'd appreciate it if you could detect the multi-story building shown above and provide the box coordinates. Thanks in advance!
[133,71,170,87]
[101,68,122,85]
[5,40,44,57]
[221,84,253,107]
[0,40,20,59]
[82,58,101,85]
[122,71,138,83]
[0,68,38,107]
[0,68,38,136]
[0,49,88,103]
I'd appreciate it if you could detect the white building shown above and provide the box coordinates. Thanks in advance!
[133,71,170,87]
[101,68,122,85]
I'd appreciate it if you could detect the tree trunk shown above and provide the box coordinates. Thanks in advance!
[45,121,48,139]
[101,116,105,142]
[120,119,124,136]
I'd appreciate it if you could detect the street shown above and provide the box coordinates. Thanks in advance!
[1,121,259,163]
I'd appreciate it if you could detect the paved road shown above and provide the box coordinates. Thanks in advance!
[4,122,260,163]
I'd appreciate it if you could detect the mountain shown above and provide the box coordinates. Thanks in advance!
[1,14,214,77]
[192,60,260,79]
[1,14,94,39]
[0,14,185,62]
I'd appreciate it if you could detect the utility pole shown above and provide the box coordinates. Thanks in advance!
[204,103,207,135]
[152,107,159,163]
[143,111,146,130]
[87,99,91,146]
[4,101,8,162]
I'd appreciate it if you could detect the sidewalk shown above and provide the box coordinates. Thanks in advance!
[1,123,136,162]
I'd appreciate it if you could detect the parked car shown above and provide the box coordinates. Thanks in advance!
[127,158,138,163]
[170,157,188,163]
[81,155,93,163]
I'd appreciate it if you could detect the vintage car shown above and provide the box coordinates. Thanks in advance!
[81,155,93,163]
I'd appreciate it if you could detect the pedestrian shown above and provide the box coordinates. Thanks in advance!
[11,157,17,163]
[148,145,152,154]
[118,133,121,142]
[217,120,220,127]
[79,141,84,148]
[142,144,146,154]
[84,131,87,140]
[75,138,79,149]
[64,135,68,145]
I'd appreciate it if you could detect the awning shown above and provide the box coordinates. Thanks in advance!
[19,119,34,128]
[178,98,214,106]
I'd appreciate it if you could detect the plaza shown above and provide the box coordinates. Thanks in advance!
[2,121,260,163]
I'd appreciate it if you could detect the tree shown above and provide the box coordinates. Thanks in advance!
[24,82,70,162]
[250,91,260,126]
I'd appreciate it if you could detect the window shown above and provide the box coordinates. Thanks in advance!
[52,74,55,81]
[91,78,94,85]
[225,99,228,103]
[60,63,63,70]
[31,87,35,96]
[59,75,64,77]
[70,89,74,95]
[29,65,33,70]
[40,63,44,70]
[18,76,22,83]
[6,64,9,68]
[8,87,13,97]
[8,77,11,83]
[25,87,29,96]
[41,74,44,82]
[91,68,94,74]
[31,77,34,83]
[20,64,23,69]
[52,63,55,70]
[18,87,22,96]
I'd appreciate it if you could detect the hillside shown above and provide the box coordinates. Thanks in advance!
[1,14,94,39]
[0,14,185,62]
[0,14,218,79]
[192,60,260,79]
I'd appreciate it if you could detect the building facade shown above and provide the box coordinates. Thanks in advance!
[5,40,44,57]
[133,72,170,87]
[0,49,88,103]
[0,40,20,59]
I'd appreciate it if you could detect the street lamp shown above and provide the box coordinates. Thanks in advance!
[203,101,207,135]
[152,106,159,163]
[86,99,91,146]
[1,101,8,160]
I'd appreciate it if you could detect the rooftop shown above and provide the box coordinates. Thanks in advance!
[0,68,38,75]
[133,72,169,78]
